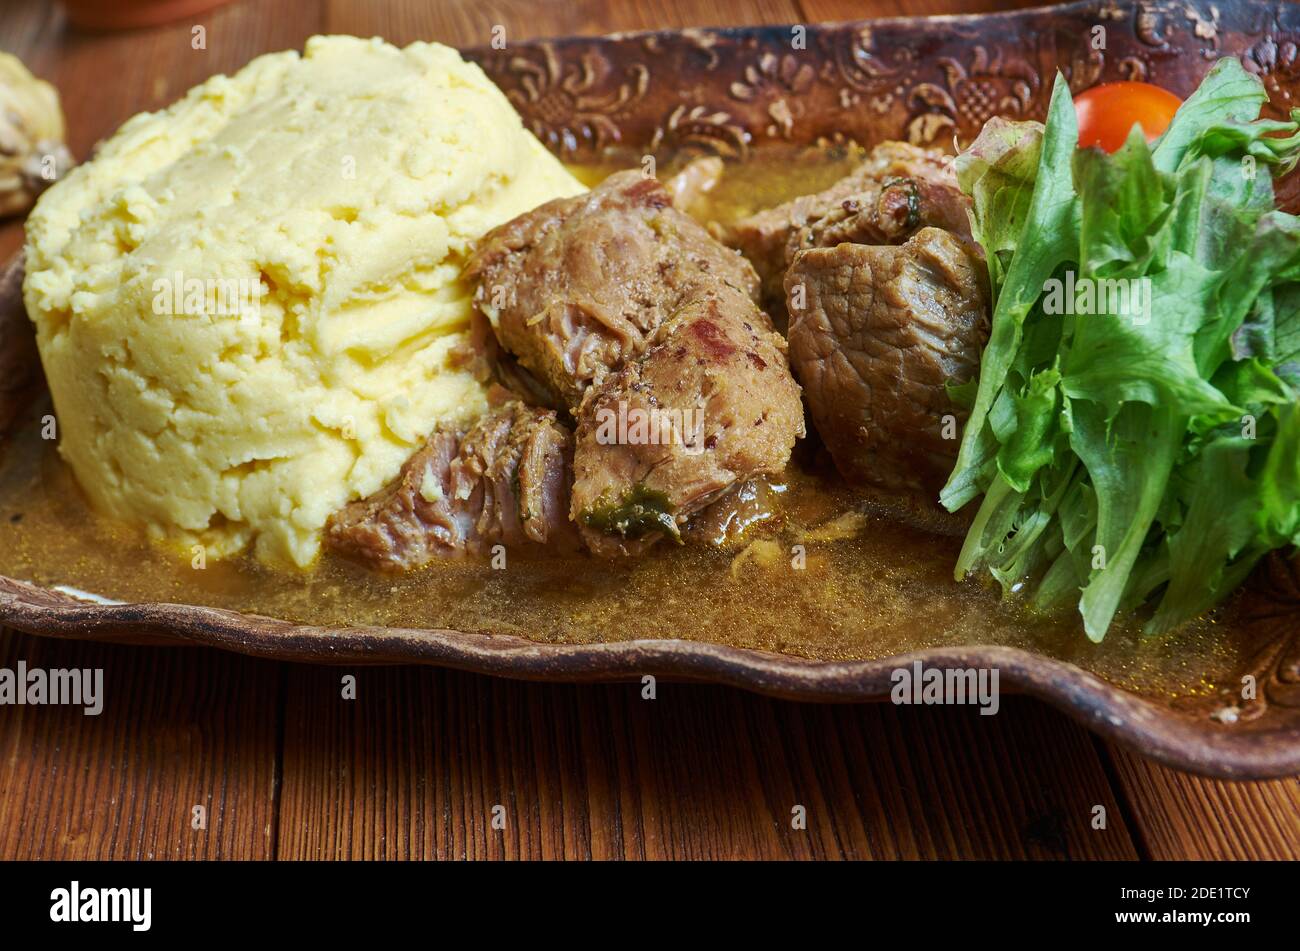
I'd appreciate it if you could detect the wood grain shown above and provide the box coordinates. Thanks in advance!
[0,0,1294,861]
[277,667,1138,859]
[0,629,278,859]
[1104,746,1300,860]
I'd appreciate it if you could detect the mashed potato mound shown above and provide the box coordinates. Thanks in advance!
[23,36,584,567]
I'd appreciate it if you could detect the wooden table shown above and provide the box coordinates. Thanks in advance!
[0,0,1297,861]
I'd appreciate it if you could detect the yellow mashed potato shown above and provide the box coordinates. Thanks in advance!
[23,35,584,567]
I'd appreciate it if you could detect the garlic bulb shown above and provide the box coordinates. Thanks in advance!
[0,52,72,218]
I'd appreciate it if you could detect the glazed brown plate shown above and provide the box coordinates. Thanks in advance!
[4,0,1300,780]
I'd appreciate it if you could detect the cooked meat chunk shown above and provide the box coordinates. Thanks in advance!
[785,227,989,498]
[465,308,567,413]
[466,170,760,409]
[468,170,804,558]
[572,291,804,556]
[794,174,973,258]
[327,399,577,570]
[727,142,972,306]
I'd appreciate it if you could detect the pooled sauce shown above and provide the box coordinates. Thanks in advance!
[0,146,1248,698]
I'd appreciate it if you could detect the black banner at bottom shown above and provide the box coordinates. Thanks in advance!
[0,859,1289,938]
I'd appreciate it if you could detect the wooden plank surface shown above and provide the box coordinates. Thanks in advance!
[278,668,1137,859]
[0,630,279,859]
[1106,747,1300,860]
[0,0,1294,861]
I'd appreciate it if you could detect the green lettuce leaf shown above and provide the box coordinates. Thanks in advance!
[942,77,1080,513]
[941,56,1300,639]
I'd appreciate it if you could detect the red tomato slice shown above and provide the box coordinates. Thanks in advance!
[1073,82,1184,153]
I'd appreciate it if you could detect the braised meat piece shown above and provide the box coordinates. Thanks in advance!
[466,170,760,409]
[727,142,973,306]
[784,227,989,498]
[468,171,804,558]
[793,174,973,258]
[572,290,804,556]
[327,399,577,570]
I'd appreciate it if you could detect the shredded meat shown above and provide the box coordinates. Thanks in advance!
[327,398,577,570]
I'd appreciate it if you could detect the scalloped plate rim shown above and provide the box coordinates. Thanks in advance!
[0,577,1295,780]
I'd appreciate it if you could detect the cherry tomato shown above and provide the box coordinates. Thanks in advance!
[1073,82,1183,153]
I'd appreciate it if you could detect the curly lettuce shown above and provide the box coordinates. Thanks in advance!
[940,58,1300,640]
